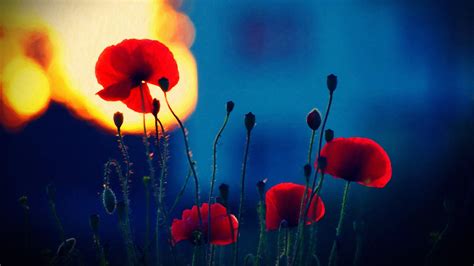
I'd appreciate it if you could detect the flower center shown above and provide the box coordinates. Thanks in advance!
[131,68,152,85]
[191,230,206,245]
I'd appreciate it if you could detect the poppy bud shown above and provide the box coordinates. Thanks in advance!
[152,98,160,118]
[317,156,327,172]
[113,112,123,131]
[325,129,334,142]
[306,108,322,131]
[245,112,256,132]
[56,238,76,257]
[327,74,337,94]
[102,187,117,214]
[143,175,151,186]
[256,178,267,199]
[226,101,235,114]
[158,77,170,92]
[219,183,229,203]
[89,214,100,234]
[304,164,312,182]
[18,195,30,211]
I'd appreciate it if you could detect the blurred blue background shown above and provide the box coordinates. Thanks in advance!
[1,0,473,265]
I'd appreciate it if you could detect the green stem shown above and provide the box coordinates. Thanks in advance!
[192,246,200,266]
[292,129,316,265]
[285,229,293,266]
[144,179,151,264]
[424,223,449,266]
[208,112,231,266]
[169,167,193,214]
[255,199,266,266]
[104,160,136,265]
[164,92,203,229]
[291,180,308,266]
[307,130,316,164]
[309,93,333,200]
[276,224,286,266]
[328,181,350,266]
[92,233,107,266]
[153,115,175,266]
[232,130,252,266]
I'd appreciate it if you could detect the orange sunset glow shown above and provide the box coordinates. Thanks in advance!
[0,0,198,134]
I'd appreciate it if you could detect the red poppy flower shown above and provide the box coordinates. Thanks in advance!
[319,137,392,188]
[171,203,238,246]
[265,183,325,231]
[95,39,179,113]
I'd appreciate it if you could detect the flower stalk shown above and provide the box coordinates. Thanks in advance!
[207,101,233,266]
[163,91,203,229]
[328,181,351,266]
[255,179,267,266]
[232,112,255,266]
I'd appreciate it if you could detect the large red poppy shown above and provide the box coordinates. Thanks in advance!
[171,203,238,246]
[95,39,179,113]
[319,137,392,188]
[265,183,325,231]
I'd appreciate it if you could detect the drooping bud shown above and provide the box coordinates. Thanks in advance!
[327,74,337,94]
[143,176,151,186]
[113,112,123,132]
[317,156,327,172]
[226,101,235,114]
[325,129,334,142]
[304,164,312,182]
[280,219,288,229]
[56,238,76,257]
[256,178,267,200]
[102,187,117,214]
[152,98,160,118]
[245,112,256,132]
[219,183,229,204]
[18,195,29,210]
[89,214,100,234]
[306,108,322,131]
[158,77,170,92]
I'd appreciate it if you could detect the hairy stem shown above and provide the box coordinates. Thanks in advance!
[208,112,231,266]
[164,93,203,229]
[232,130,252,266]
[328,182,350,266]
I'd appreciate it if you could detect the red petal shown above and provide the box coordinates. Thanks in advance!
[307,194,325,223]
[319,137,392,188]
[210,213,238,245]
[265,183,323,231]
[121,83,153,113]
[132,39,180,90]
[171,218,193,245]
[95,41,139,88]
[171,203,238,246]
[96,80,133,101]
[95,39,179,98]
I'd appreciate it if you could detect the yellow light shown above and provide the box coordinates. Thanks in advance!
[1,0,198,134]
[2,56,51,117]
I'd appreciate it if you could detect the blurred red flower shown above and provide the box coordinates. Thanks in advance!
[319,137,392,188]
[95,39,179,113]
[265,182,325,231]
[171,203,238,246]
